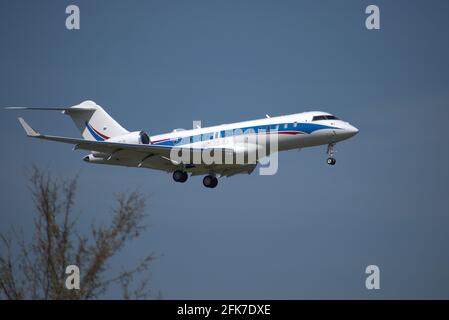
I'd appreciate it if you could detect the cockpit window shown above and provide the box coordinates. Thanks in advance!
[312,115,339,121]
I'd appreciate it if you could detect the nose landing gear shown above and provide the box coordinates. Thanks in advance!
[326,143,337,166]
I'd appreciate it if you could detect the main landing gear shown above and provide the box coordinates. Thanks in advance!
[203,175,218,189]
[173,170,188,183]
[326,143,337,166]
[173,170,218,188]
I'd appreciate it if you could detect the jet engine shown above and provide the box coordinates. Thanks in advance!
[90,131,150,158]
[106,131,150,145]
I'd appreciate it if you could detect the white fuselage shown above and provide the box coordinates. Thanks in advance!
[149,111,358,151]
[86,111,358,175]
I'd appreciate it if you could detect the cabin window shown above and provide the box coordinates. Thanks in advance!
[202,132,214,141]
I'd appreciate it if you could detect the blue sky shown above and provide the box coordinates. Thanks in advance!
[1,0,448,299]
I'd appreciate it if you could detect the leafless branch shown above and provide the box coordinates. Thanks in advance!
[0,166,155,300]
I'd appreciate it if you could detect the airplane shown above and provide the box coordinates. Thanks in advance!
[6,100,358,188]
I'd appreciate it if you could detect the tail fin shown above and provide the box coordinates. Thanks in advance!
[64,101,129,141]
[6,100,129,141]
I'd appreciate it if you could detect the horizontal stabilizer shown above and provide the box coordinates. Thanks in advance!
[5,107,96,113]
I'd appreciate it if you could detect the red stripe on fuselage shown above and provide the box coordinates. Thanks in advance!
[151,138,170,144]
[91,125,110,140]
[151,131,303,144]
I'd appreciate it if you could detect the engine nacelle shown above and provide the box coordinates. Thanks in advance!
[91,131,150,158]
[106,131,150,145]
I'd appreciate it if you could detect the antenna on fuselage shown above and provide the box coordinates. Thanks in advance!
[265,114,270,118]
[193,120,202,129]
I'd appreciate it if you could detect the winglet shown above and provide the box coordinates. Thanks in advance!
[18,117,40,137]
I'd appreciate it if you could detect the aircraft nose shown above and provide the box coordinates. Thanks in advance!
[337,123,359,139]
[347,124,359,136]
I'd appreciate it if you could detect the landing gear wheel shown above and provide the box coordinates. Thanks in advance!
[203,175,218,188]
[327,157,336,165]
[210,177,218,188]
[173,170,188,183]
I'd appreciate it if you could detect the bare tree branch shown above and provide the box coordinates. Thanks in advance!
[0,166,155,300]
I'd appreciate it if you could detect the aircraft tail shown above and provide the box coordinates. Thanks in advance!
[5,100,129,141]
[63,100,129,141]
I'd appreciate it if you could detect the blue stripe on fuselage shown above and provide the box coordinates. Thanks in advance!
[152,122,339,146]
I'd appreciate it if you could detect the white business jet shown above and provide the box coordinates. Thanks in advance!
[6,100,358,188]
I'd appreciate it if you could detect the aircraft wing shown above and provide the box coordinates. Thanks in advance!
[18,117,175,156]
[17,118,234,160]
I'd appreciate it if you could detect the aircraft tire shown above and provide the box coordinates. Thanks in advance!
[327,157,336,165]
[173,170,188,182]
[203,175,218,188]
